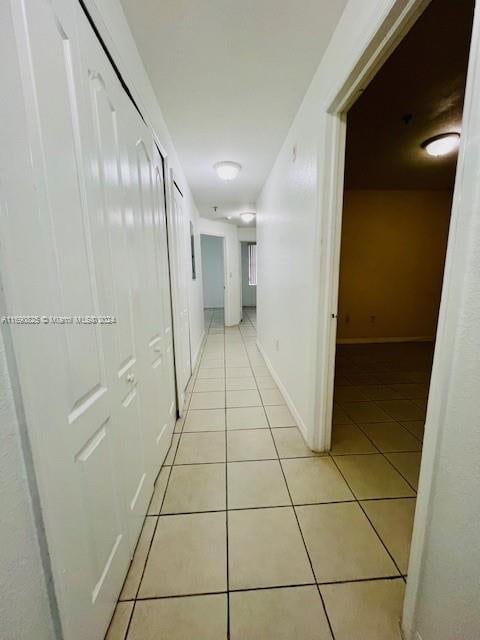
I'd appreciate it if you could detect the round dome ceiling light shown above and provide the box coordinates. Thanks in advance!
[421,132,460,157]
[240,212,255,224]
[214,161,242,180]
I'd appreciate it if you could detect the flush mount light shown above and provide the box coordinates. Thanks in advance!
[240,212,255,224]
[421,132,460,157]
[214,161,242,180]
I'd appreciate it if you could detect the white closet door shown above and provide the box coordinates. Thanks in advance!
[10,1,130,637]
[125,114,176,476]
[171,180,193,400]
[3,0,177,638]
[76,12,151,552]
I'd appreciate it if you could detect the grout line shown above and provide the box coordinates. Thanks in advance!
[328,453,406,579]
[222,316,231,640]
[238,327,337,640]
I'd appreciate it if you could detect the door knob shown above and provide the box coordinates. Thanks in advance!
[126,373,135,383]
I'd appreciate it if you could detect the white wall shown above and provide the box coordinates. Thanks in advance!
[199,218,242,326]
[257,0,480,638]
[256,0,416,438]
[241,242,257,307]
[0,329,57,640]
[201,235,225,308]
[86,0,205,366]
[238,227,257,242]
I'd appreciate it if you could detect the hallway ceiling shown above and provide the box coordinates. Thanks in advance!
[345,0,475,191]
[120,0,347,223]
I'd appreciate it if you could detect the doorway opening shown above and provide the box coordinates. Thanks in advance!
[241,241,257,327]
[326,0,474,623]
[200,234,226,329]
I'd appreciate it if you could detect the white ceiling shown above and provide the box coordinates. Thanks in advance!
[121,0,347,224]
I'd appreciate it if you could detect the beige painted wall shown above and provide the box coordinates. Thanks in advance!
[337,190,452,341]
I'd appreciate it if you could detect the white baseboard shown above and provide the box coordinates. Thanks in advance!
[256,340,309,443]
[336,336,434,345]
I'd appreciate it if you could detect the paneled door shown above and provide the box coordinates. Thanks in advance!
[1,0,176,638]
[169,177,193,406]
[76,10,153,553]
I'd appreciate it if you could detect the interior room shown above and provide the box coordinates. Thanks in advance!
[200,234,225,327]
[331,0,474,580]
[241,241,257,326]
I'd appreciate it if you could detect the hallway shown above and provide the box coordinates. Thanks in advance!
[104,319,425,639]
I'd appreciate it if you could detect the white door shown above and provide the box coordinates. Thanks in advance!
[77,11,152,551]
[169,178,192,406]
[0,0,176,638]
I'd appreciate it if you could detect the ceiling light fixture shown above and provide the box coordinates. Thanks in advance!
[214,161,242,180]
[421,132,460,157]
[240,212,255,224]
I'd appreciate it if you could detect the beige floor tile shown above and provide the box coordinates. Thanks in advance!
[226,367,253,378]
[332,403,353,425]
[272,427,322,458]
[228,507,314,589]
[190,391,226,410]
[342,401,392,423]
[184,409,226,432]
[282,457,354,504]
[127,594,227,640]
[197,368,225,379]
[226,377,257,390]
[148,467,170,515]
[334,386,369,403]
[358,422,422,452]
[355,385,404,401]
[164,434,180,466]
[400,420,425,440]
[389,383,429,398]
[200,358,224,369]
[256,376,278,390]
[226,406,268,430]
[138,512,227,597]
[385,452,422,490]
[376,399,426,421]
[331,424,378,455]
[321,579,405,640]
[162,464,226,514]
[174,418,184,433]
[106,601,133,640]
[228,460,290,508]
[230,586,332,640]
[226,358,250,368]
[265,405,296,427]
[120,517,157,600]
[333,454,415,499]
[194,378,226,392]
[226,389,262,408]
[361,498,416,574]
[259,389,285,406]
[227,430,277,461]
[175,432,226,464]
[297,503,398,582]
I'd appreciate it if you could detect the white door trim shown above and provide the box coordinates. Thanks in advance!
[309,0,479,637]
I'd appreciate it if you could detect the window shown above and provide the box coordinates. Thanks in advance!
[248,243,257,286]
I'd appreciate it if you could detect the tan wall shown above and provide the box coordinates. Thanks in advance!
[337,190,452,341]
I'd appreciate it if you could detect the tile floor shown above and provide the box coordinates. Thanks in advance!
[106,312,429,640]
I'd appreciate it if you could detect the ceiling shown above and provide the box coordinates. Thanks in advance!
[345,0,475,190]
[121,0,348,224]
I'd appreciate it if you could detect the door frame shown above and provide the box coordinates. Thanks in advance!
[311,0,480,637]
[200,232,227,317]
